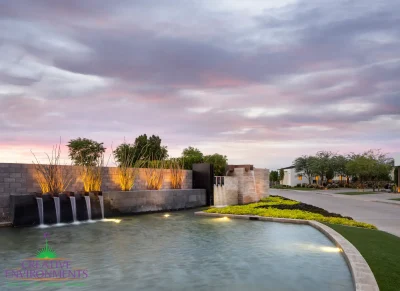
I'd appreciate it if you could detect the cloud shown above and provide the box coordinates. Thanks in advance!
[0,0,399,169]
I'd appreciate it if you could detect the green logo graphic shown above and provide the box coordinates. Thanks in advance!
[36,233,57,259]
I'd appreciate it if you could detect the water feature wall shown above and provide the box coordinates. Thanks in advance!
[0,163,193,223]
[8,189,206,227]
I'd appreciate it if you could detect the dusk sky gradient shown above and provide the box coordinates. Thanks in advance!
[0,0,399,169]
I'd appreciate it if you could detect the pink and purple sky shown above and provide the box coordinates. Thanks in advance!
[0,1,399,169]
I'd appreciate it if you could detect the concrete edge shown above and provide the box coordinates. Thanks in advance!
[194,211,379,291]
[0,222,12,227]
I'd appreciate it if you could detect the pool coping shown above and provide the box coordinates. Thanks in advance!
[194,211,379,291]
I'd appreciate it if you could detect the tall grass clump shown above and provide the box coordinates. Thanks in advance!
[112,142,147,191]
[170,158,185,189]
[80,154,105,192]
[144,155,165,190]
[31,143,73,195]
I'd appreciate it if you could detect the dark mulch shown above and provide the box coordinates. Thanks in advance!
[260,197,353,220]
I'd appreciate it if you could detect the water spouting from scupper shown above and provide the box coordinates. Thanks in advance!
[53,196,61,224]
[36,197,44,226]
[69,196,78,224]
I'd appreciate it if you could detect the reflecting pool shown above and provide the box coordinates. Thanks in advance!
[0,210,353,291]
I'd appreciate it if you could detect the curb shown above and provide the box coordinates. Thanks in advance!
[195,211,379,291]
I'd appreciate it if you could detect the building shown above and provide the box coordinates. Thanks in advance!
[278,166,349,187]
[279,166,310,187]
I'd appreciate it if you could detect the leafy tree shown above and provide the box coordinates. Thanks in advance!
[279,168,285,182]
[204,154,228,176]
[269,170,279,185]
[293,155,315,184]
[113,134,168,167]
[333,155,350,183]
[181,147,204,170]
[309,151,335,184]
[346,150,393,191]
[326,169,335,181]
[67,138,106,166]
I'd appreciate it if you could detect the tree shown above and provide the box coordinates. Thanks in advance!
[309,151,335,185]
[333,155,350,183]
[67,138,106,166]
[346,149,393,191]
[279,168,285,182]
[181,147,204,170]
[269,170,279,185]
[113,134,168,166]
[293,155,314,184]
[204,154,228,176]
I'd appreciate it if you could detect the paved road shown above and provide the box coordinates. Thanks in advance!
[270,189,400,237]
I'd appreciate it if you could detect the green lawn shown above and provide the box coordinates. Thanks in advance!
[272,187,319,191]
[389,198,400,201]
[328,224,400,291]
[335,191,379,195]
[289,187,319,191]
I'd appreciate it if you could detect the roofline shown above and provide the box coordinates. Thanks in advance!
[279,166,295,170]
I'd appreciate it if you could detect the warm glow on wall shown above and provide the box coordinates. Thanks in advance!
[315,176,319,181]
[298,175,302,181]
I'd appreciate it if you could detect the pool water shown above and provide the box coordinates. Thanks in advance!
[0,210,354,291]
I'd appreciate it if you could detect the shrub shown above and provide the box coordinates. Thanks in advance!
[296,183,301,187]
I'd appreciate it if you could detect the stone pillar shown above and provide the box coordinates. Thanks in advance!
[254,168,269,199]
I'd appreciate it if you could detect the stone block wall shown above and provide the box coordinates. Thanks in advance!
[214,176,238,206]
[254,168,269,199]
[213,167,269,206]
[0,163,192,222]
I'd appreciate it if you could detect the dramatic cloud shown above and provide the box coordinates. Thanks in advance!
[0,0,399,169]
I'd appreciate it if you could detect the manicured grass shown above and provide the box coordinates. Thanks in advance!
[335,191,379,195]
[205,196,376,229]
[290,187,319,191]
[328,224,400,291]
[272,187,320,191]
[389,198,400,201]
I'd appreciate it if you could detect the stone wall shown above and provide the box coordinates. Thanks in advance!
[214,177,238,206]
[254,168,269,199]
[213,167,269,206]
[0,163,192,222]
[104,189,206,216]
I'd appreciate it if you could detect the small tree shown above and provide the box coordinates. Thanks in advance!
[279,168,285,183]
[181,147,204,170]
[114,134,168,167]
[204,154,228,176]
[67,138,105,166]
[269,170,279,185]
[309,151,335,185]
[293,156,314,184]
[333,155,350,184]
